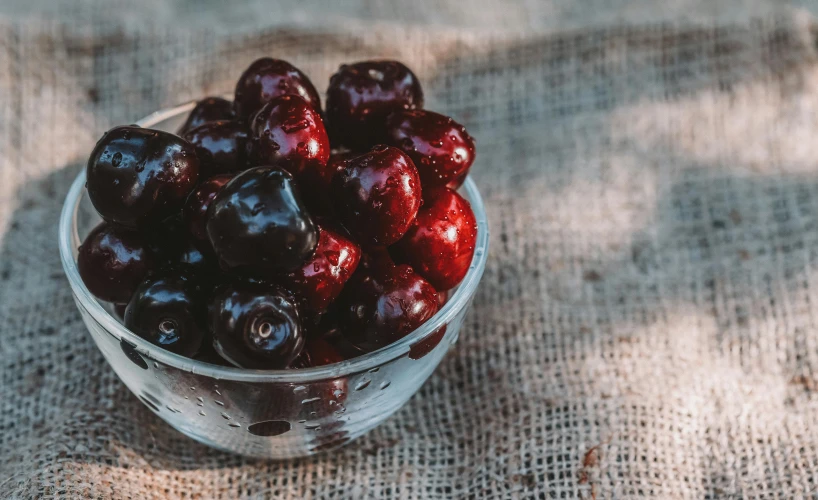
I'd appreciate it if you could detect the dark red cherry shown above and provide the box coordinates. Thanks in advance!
[78,222,154,303]
[206,166,318,275]
[177,97,235,135]
[282,223,361,313]
[183,121,252,178]
[234,58,321,120]
[338,263,438,352]
[331,145,421,246]
[86,126,200,229]
[250,95,330,183]
[384,110,476,189]
[183,174,233,242]
[326,61,423,151]
[210,284,304,369]
[124,275,206,357]
[391,187,477,290]
[290,338,345,368]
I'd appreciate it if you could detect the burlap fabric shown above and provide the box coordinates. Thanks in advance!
[4,1,818,498]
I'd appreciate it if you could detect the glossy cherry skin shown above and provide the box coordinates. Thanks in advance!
[326,60,424,151]
[384,110,476,189]
[290,337,345,368]
[177,97,235,135]
[331,145,422,246]
[338,263,438,352]
[183,121,252,178]
[124,275,206,357]
[209,284,304,369]
[78,222,154,303]
[183,174,233,242]
[250,95,330,183]
[234,58,321,120]
[391,187,477,290]
[282,223,361,313]
[206,166,318,275]
[86,126,200,229]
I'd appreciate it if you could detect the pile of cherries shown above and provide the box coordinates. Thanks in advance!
[78,58,477,370]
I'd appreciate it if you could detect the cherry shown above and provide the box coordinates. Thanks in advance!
[78,222,154,303]
[234,58,321,120]
[86,126,200,229]
[206,166,318,276]
[326,60,423,151]
[183,174,233,242]
[290,338,345,368]
[250,95,330,186]
[124,275,206,357]
[210,283,304,369]
[183,121,252,178]
[331,145,421,246]
[391,187,477,290]
[338,263,438,352]
[384,110,475,189]
[177,97,235,135]
[282,223,361,313]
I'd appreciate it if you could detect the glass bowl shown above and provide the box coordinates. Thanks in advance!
[58,100,489,459]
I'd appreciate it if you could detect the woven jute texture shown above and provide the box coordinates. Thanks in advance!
[4,2,818,498]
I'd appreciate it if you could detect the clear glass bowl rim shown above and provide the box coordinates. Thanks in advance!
[58,98,489,383]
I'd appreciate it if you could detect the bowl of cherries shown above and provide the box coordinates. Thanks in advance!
[58,58,488,458]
